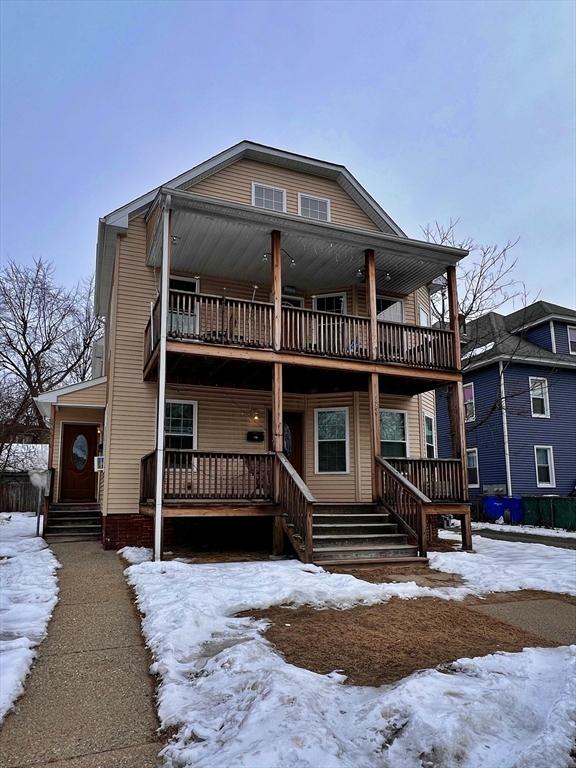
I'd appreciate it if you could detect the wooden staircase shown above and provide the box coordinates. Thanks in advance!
[45,503,102,542]
[311,503,420,564]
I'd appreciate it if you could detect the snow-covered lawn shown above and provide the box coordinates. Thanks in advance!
[472,521,576,539]
[0,513,59,722]
[122,540,576,768]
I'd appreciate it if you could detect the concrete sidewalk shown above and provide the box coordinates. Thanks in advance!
[0,542,162,768]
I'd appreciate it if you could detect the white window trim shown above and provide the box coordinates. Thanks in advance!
[534,445,556,488]
[314,406,350,474]
[379,408,410,458]
[418,305,430,327]
[463,382,476,423]
[466,447,480,488]
[165,399,198,449]
[297,192,331,222]
[251,181,287,212]
[529,376,550,418]
[376,295,404,323]
[312,292,348,314]
[424,413,437,458]
[567,325,576,355]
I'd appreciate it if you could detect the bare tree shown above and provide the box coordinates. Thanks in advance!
[0,259,101,450]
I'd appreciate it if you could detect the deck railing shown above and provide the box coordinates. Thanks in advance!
[376,456,429,555]
[387,458,467,502]
[276,452,316,562]
[144,288,457,372]
[140,450,157,502]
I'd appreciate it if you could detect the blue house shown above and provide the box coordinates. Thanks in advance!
[437,301,576,499]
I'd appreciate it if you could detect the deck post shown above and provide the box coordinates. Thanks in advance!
[153,196,171,561]
[365,249,378,360]
[272,361,284,554]
[271,230,282,351]
[368,372,382,500]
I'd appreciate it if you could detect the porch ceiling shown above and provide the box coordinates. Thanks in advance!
[148,189,467,297]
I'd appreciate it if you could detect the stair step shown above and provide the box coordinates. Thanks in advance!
[313,504,380,515]
[314,514,391,525]
[47,523,101,532]
[49,504,99,511]
[314,523,398,535]
[313,534,407,546]
[313,544,418,562]
[45,533,101,542]
[321,556,428,566]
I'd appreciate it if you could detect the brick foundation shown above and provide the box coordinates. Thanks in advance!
[102,514,154,550]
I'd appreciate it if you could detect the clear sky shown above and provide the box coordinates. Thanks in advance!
[1,0,575,308]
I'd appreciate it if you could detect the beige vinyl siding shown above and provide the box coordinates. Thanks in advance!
[57,381,107,407]
[103,217,158,515]
[52,407,104,502]
[189,159,381,232]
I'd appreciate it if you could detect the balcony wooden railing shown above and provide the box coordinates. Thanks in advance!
[387,458,467,502]
[276,452,316,562]
[140,450,157,503]
[282,306,371,360]
[376,456,428,555]
[144,289,457,372]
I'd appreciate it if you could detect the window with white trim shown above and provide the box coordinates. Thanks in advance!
[251,182,286,212]
[315,408,349,473]
[418,306,430,326]
[164,400,197,450]
[534,446,555,487]
[424,414,436,458]
[376,296,404,323]
[529,377,550,417]
[298,193,330,222]
[466,448,479,488]
[313,293,347,314]
[463,383,475,422]
[380,409,408,458]
[568,326,576,355]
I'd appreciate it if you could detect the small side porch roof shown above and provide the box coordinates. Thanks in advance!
[147,188,468,297]
[34,377,107,421]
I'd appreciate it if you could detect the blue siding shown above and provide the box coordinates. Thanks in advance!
[504,364,576,496]
[554,321,576,356]
[524,322,553,351]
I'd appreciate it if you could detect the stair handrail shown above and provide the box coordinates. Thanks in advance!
[375,456,430,556]
[276,452,316,562]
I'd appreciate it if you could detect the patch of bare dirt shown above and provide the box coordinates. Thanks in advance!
[328,562,464,588]
[244,597,555,686]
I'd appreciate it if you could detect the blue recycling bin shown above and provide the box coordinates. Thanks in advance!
[483,496,524,524]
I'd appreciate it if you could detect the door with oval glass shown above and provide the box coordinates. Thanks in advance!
[60,424,98,501]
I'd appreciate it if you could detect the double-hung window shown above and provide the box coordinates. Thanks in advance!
[380,410,408,458]
[164,400,197,450]
[534,446,555,488]
[313,293,346,314]
[529,377,550,417]
[466,448,479,488]
[424,414,436,458]
[568,326,576,355]
[315,408,349,473]
[463,383,475,422]
[418,306,430,327]
[376,296,404,323]
[298,193,330,222]
[251,182,286,212]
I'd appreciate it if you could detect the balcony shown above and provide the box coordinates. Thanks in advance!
[144,289,456,374]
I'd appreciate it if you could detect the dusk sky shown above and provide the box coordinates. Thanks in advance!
[1,0,574,309]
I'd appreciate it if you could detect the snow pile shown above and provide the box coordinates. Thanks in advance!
[432,533,576,596]
[125,558,576,768]
[0,513,59,721]
[119,546,153,564]
[462,341,495,360]
[472,522,576,539]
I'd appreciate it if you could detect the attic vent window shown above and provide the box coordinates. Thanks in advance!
[298,193,330,222]
[252,183,286,212]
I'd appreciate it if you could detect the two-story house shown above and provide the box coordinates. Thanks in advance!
[437,301,576,500]
[36,141,472,563]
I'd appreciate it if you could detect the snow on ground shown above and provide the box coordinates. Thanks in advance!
[124,557,576,768]
[433,531,576,596]
[472,521,576,539]
[118,546,153,564]
[0,513,59,722]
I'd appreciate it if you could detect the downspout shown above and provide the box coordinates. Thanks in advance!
[154,194,171,561]
[499,361,513,496]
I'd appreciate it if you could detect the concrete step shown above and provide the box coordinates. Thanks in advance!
[313,544,419,562]
[313,533,407,547]
[46,523,102,534]
[313,522,398,536]
[45,533,101,542]
[313,513,392,525]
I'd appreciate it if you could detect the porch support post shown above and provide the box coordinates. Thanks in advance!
[365,249,378,360]
[272,361,284,555]
[368,372,381,500]
[271,230,282,351]
[154,196,171,561]
[447,264,471,549]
